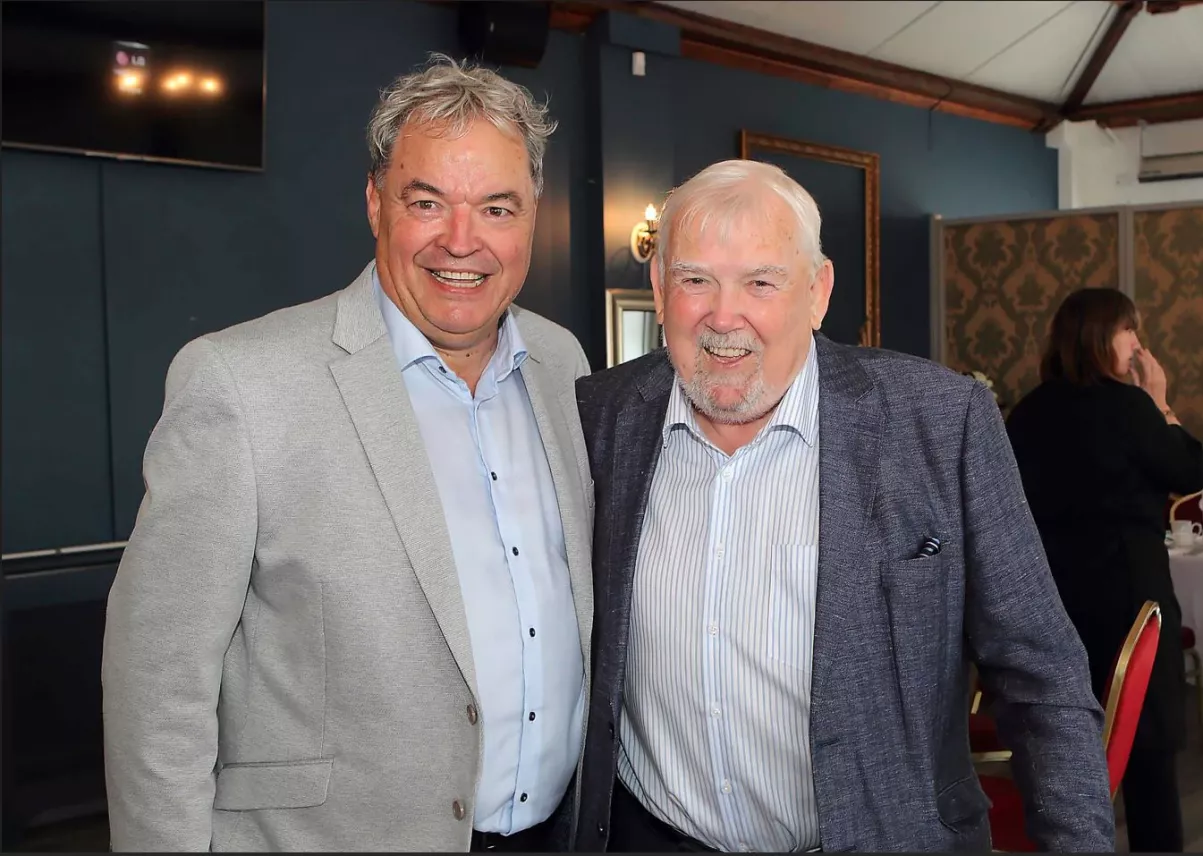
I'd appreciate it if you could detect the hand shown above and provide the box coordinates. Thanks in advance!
[1132,346,1169,410]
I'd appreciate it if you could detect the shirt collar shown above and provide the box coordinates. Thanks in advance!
[373,270,528,378]
[662,333,820,448]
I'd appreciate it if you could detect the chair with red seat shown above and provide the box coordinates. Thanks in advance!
[976,601,1163,851]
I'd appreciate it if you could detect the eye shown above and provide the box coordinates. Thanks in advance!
[484,206,512,218]
[683,277,706,285]
[411,199,438,211]
[751,280,776,290]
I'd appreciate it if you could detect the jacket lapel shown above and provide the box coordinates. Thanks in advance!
[607,355,673,688]
[328,264,478,700]
[809,336,881,795]
[519,352,594,671]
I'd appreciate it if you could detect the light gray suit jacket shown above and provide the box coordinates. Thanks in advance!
[101,262,595,851]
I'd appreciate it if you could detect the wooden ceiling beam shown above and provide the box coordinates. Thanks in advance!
[1067,90,1203,126]
[1145,0,1203,14]
[549,0,1059,130]
[1062,0,1142,115]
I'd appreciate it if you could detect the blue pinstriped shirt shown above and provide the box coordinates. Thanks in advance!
[618,336,821,853]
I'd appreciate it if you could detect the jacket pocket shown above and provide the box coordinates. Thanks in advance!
[214,757,334,810]
[936,774,991,833]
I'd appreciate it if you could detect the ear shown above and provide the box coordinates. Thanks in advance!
[650,255,665,325]
[809,259,834,330]
[366,174,382,239]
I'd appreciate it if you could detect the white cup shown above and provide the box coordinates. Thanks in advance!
[1171,519,1202,548]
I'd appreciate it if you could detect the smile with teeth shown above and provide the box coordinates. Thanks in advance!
[429,269,488,287]
[705,345,752,359]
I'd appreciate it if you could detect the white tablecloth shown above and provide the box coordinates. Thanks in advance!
[1170,547,1203,634]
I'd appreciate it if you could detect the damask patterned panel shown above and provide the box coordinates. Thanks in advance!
[943,213,1120,411]
[1134,206,1203,439]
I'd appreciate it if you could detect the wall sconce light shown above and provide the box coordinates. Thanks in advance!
[630,203,659,263]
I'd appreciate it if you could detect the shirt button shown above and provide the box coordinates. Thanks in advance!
[710,706,721,718]
[452,799,466,820]
[520,793,529,803]
[466,704,478,725]
[491,471,498,481]
[715,544,725,559]
[512,547,520,556]
[738,844,751,852]
[721,780,732,794]
[708,624,719,636]
[721,467,733,482]
[529,711,536,721]
[529,627,536,637]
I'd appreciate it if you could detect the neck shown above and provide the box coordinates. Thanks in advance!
[694,408,776,456]
[433,331,498,396]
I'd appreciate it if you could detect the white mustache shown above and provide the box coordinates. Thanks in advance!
[696,331,762,354]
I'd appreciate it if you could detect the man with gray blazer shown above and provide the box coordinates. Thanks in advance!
[102,55,593,852]
[574,160,1115,852]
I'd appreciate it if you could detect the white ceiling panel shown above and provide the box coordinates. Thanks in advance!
[1085,6,1203,104]
[659,0,939,56]
[868,0,1077,79]
[655,0,1203,110]
[966,0,1114,102]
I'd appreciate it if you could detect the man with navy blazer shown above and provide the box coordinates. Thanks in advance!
[573,160,1114,852]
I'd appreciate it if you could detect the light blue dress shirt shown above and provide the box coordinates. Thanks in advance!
[375,277,585,834]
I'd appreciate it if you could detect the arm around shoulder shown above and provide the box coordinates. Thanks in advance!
[959,383,1115,851]
[103,336,258,851]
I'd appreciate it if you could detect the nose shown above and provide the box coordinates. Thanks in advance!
[439,205,481,258]
[706,284,744,333]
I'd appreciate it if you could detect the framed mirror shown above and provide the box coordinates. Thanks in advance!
[605,288,660,368]
[740,130,881,347]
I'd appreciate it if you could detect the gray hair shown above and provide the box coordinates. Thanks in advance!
[366,53,557,197]
[657,159,826,281]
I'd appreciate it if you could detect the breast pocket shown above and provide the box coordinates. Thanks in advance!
[765,544,819,670]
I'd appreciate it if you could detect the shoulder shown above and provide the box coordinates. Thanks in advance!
[198,290,342,367]
[511,304,588,371]
[821,337,978,403]
[577,349,671,404]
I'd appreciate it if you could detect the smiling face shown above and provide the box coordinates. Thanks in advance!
[366,118,536,354]
[652,190,833,427]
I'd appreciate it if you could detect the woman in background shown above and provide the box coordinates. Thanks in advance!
[1006,287,1202,853]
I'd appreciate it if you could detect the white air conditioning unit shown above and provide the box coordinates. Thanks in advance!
[1137,119,1203,183]
[1139,151,1203,183]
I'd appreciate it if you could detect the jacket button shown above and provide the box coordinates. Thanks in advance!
[598,824,606,837]
[452,799,466,821]
[466,704,478,725]
[608,721,615,738]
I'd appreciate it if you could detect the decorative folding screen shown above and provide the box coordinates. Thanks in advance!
[1133,206,1203,438]
[938,212,1121,412]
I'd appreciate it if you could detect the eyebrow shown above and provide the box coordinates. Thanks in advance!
[400,180,527,211]
[669,262,788,278]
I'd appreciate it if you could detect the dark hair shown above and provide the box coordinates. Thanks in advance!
[1040,287,1139,385]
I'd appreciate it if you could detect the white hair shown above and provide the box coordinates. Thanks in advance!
[656,159,826,281]
[367,53,557,197]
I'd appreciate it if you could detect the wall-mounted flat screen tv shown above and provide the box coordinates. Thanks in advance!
[2,0,265,171]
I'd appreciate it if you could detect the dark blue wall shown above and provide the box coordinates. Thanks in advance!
[0,0,1056,553]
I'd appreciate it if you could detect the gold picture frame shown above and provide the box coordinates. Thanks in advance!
[605,288,660,368]
[740,130,881,347]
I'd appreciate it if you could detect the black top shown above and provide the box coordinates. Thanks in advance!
[1006,377,1203,749]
